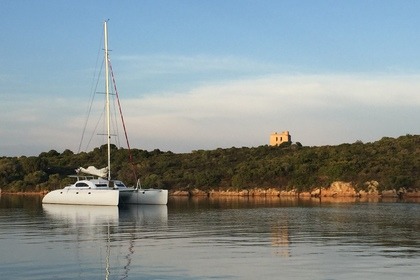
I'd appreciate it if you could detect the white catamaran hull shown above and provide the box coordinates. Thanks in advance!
[42,189,120,206]
[126,189,168,205]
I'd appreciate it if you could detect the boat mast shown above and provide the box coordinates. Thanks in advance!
[104,20,111,181]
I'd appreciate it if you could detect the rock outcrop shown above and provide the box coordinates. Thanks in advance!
[169,181,420,198]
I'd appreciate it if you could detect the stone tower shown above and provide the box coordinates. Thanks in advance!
[269,131,291,146]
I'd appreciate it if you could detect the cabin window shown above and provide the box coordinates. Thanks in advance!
[75,182,89,188]
[95,184,108,188]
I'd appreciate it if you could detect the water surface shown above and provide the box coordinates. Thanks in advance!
[0,195,419,279]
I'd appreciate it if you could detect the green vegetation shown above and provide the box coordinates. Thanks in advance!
[0,135,419,193]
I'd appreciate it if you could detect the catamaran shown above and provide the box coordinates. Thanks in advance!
[42,21,168,206]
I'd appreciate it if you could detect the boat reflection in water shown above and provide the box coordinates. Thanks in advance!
[42,203,168,233]
[42,204,119,226]
[42,204,167,279]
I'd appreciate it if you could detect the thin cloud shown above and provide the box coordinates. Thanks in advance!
[119,53,275,69]
[113,53,279,78]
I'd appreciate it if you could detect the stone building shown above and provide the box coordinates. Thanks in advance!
[269,131,291,146]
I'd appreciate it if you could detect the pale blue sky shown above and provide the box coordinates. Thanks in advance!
[1,0,419,156]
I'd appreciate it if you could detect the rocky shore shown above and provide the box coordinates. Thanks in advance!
[3,181,419,199]
[170,181,420,198]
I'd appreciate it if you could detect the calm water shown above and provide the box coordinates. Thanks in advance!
[0,195,419,280]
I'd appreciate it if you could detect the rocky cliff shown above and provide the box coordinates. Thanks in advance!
[170,181,420,198]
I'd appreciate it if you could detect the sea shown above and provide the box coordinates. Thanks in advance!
[0,194,419,280]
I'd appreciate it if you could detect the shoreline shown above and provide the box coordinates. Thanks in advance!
[3,185,419,199]
[2,181,419,199]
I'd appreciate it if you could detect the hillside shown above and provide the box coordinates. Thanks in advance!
[0,135,419,195]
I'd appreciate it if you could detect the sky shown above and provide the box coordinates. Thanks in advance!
[1,0,419,156]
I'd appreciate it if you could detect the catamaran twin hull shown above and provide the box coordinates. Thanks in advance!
[42,188,168,206]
